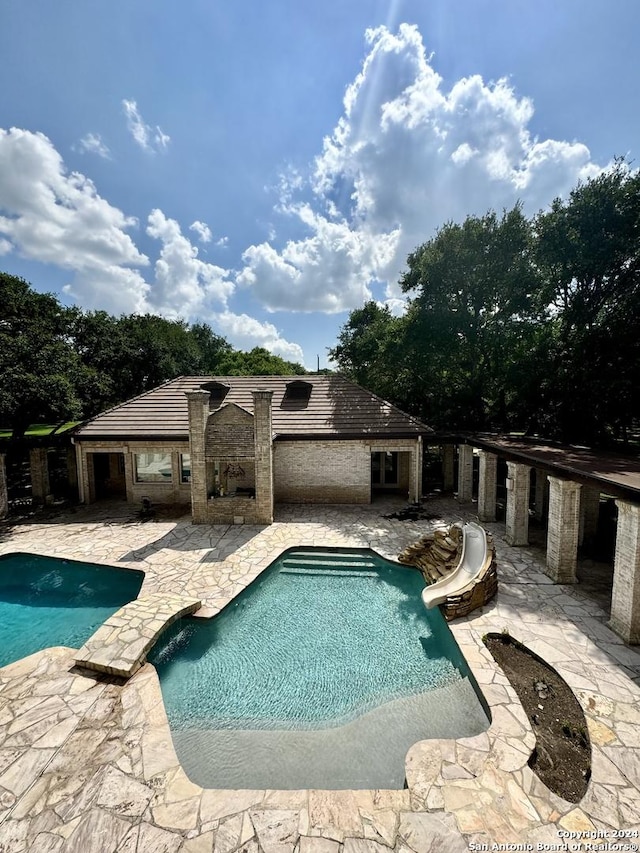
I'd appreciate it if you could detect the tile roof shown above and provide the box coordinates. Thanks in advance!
[74,376,432,441]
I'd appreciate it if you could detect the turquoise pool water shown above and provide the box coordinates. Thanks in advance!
[0,552,144,667]
[151,548,489,789]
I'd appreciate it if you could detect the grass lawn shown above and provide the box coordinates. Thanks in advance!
[0,421,80,439]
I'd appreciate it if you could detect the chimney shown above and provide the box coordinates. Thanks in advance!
[252,390,274,524]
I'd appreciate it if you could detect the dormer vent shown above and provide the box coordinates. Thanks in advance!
[200,381,230,408]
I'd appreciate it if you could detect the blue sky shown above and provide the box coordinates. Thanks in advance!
[1,1,638,369]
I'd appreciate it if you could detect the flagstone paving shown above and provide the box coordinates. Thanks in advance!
[74,592,203,678]
[0,497,639,852]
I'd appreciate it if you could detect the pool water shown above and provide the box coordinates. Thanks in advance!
[0,552,144,668]
[151,548,490,789]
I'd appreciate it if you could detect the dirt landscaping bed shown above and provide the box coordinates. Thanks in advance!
[485,632,591,803]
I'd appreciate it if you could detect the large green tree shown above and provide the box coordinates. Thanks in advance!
[533,162,640,443]
[328,302,411,410]
[0,273,86,436]
[218,347,306,376]
[399,205,542,430]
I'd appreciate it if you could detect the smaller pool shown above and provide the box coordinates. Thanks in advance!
[0,552,144,668]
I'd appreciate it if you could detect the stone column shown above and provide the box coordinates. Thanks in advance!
[0,453,8,519]
[253,390,274,524]
[185,390,210,524]
[477,451,497,522]
[442,444,455,492]
[533,468,549,522]
[66,446,78,499]
[505,462,531,546]
[579,487,600,547]
[457,444,473,503]
[30,447,51,505]
[545,477,581,583]
[610,501,640,644]
[75,443,86,503]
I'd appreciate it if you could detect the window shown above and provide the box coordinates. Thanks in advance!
[180,453,191,484]
[282,380,312,410]
[371,451,399,486]
[134,452,172,483]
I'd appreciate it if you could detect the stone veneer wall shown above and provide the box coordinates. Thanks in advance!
[274,441,371,503]
[187,388,274,524]
[29,447,51,505]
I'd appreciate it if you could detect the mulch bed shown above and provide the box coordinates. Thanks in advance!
[485,633,591,803]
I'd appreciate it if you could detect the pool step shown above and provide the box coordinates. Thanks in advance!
[282,557,377,570]
[280,567,379,578]
[285,550,375,561]
[282,560,377,571]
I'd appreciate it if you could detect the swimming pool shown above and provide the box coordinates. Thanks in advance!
[0,552,144,668]
[150,547,490,789]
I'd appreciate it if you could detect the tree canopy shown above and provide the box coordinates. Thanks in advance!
[0,274,306,436]
[330,164,640,447]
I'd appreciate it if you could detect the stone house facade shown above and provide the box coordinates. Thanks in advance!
[73,376,431,524]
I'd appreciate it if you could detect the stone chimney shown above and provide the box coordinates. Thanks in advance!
[185,389,210,523]
[252,390,274,524]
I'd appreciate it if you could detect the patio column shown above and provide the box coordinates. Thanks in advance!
[253,390,274,524]
[533,468,549,522]
[457,444,473,503]
[610,500,640,644]
[66,446,78,499]
[409,437,422,503]
[0,453,7,519]
[579,487,600,547]
[30,447,51,505]
[546,477,581,583]
[505,462,530,546]
[185,390,210,523]
[442,444,455,492]
[477,450,497,523]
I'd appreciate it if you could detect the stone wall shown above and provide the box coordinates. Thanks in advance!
[205,405,254,457]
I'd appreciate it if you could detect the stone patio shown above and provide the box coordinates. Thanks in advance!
[0,497,639,852]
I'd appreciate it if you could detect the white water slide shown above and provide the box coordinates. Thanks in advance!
[421,522,488,610]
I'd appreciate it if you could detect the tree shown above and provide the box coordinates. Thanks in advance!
[218,347,306,376]
[400,206,542,430]
[189,322,233,373]
[0,273,85,436]
[328,302,412,411]
[533,162,640,443]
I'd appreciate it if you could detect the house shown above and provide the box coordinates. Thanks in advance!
[73,375,432,524]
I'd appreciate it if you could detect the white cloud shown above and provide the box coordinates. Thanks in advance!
[238,23,602,313]
[189,220,212,243]
[213,310,304,363]
[146,209,234,317]
[75,132,111,159]
[0,127,150,313]
[237,204,400,313]
[122,99,170,153]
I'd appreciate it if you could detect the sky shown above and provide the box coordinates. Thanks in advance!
[1,1,639,370]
